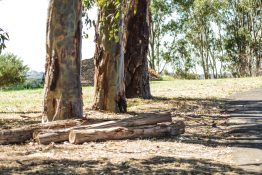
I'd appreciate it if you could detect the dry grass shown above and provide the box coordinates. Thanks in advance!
[0,77,262,174]
[0,77,261,113]
[151,77,262,99]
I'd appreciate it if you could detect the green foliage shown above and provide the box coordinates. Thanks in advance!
[160,75,174,81]
[83,0,124,42]
[0,53,29,87]
[149,0,175,73]
[82,0,261,78]
[0,28,9,54]
[222,0,262,77]
[174,69,199,80]
[153,0,261,79]
[2,79,44,90]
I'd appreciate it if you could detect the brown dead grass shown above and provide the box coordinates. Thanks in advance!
[1,78,262,174]
[0,102,250,174]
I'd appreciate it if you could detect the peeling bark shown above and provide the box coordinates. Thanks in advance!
[92,5,127,113]
[43,0,83,122]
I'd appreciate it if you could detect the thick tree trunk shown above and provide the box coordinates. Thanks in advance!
[124,0,151,99]
[92,6,126,113]
[34,113,171,144]
[43,0,83,122]
[69,121,185,144]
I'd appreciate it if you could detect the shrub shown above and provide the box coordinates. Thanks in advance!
[174,69,199,80]
[0,53,29,87]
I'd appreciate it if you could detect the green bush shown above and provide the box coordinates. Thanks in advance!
[0,53,29,87]
[174,69,199,80]
[1,79,44,91]
[161,75,175,81]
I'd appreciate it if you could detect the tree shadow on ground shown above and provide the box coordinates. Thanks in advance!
[137,96,262,150]
[1,96,261,150]
[0,156,260,175]
[222,100,262,149]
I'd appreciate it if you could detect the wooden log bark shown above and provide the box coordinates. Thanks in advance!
[34,113,172,144]
[69,121,185,144]
[0,119,87,145]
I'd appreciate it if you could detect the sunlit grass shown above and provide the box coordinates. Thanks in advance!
[0,87,95,113]
[151,77,262,99]
[0,77,261,113]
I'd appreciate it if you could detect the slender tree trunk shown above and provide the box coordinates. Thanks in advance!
[92,5,127,113]
[43,0,83,122]
[204,28,210,79]
[218,26,224,77]
[220,61,223,78]
[199,34,208,79]
[156,24,161,74]
[124,0,151,99]
[149,11,155,70]
[209,51,217,79]
[256,56,261,76]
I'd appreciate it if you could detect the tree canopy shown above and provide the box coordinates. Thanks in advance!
[148,0,262,78]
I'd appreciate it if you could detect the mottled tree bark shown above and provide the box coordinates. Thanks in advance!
[43,0,83,122]
[92,6,127,113]
[124,0,151,99]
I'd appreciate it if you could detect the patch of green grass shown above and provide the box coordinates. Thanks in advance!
[0,77,261,113]
[82,86,95,108]
[160,75,175,81]
[0,87,95,113]
[0,88,44,113]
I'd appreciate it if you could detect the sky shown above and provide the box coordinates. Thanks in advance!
[0,0,96,72]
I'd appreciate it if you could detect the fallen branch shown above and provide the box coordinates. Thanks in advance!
[0,119,87,145]
[69,121,185,144]
[34,113,172,144]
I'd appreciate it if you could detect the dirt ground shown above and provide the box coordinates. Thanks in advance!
[0,98,257,175]
[1,78,262,175]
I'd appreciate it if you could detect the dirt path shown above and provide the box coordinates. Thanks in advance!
[225,88,262,173]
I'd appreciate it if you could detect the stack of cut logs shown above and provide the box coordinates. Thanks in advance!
[0,113,185,145]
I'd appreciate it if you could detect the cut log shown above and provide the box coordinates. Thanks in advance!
[34,113,172,144]
[69,121,185,144]
[0,119,87,145]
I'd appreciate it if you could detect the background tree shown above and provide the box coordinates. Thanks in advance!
[92,1,127,113]
[0,53,28,87]
[172,39,196,79]
[152,0,261,78]
[224,0,262,77]
[0,28,9,54]
[148,0,174,74]
[124,0,151,99]
[43,0,83,122]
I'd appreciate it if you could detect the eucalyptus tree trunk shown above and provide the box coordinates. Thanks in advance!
[92,5,127,113]
[124,0,151,99]
[43,0,83,122]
